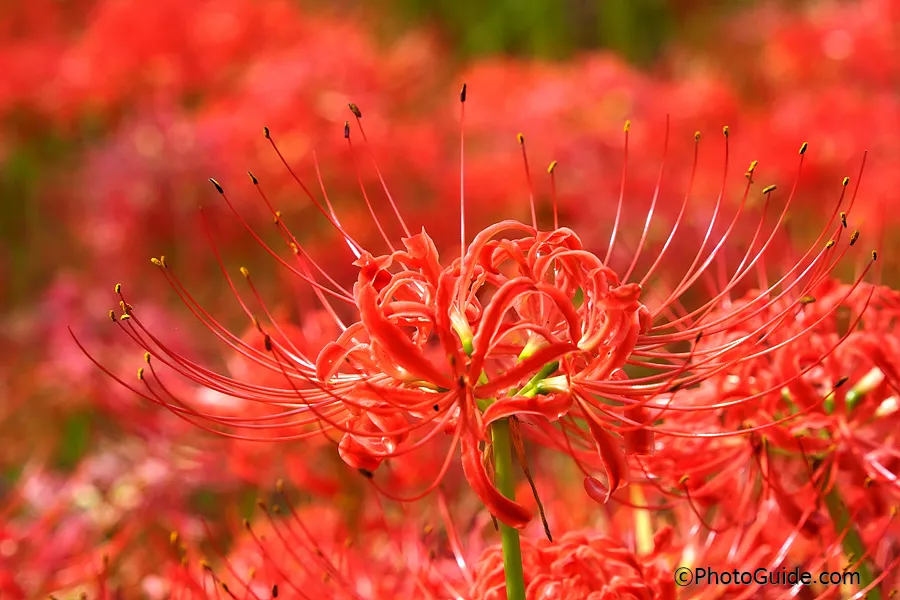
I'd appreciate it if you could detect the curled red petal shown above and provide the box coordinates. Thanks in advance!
[534,282,582,342]
[355,280,452,388]
[339,433,384,473]
[433,270,466,378]
[480,393,574,437]
[315,341,351,383]
[460,433,531,529]
[396,229,443,287]
[623,405,654,456]
[354,252,393,291]
[585,416,629,502]
[469,277,537,384]
[583,476,610,505]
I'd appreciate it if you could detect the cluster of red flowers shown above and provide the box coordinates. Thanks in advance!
[66,82,898,596]
[3,0,900,597]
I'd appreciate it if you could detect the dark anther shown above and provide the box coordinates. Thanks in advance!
[209,178,224,194]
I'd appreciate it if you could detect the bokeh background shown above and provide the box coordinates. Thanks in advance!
[1,0,898,596]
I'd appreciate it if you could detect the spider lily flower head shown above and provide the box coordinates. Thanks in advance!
[470,529,678,600]
[140,482,473,600]
[712,278,900,491]
[637,275,900,509]
[73,87,878,531]
[3,451,207,600]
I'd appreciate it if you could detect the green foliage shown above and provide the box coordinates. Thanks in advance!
[54,410,94,471]
[374,0,674,63]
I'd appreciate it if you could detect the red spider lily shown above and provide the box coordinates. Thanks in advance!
[603,272,900,597]
[470,529,678,600]
[73,85,879,534]
[72,483,477,600]
[0,447,231,599]
[58,479,679,600]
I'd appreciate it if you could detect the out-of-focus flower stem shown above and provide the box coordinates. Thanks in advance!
[630,485,654,555]
[491,416,527,600]
[822,483,879,599]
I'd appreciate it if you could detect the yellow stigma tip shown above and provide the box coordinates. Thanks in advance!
[722,125,729,137]
[114,283,121,294]
[547,160,558,174]
[842,176,850,186]
[799,141,808,154]
[239,267,250,278]
[144,352,151,363]
[120,314,131,321]
[137,367,144,380]
[623,120,631,132]
[825,240,836,249]
[516,132,525,144]
[762,184,777,195]
[150,257,162,267]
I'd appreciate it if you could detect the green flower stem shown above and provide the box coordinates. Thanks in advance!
[822,484,880,599]
[491,417,527,600]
